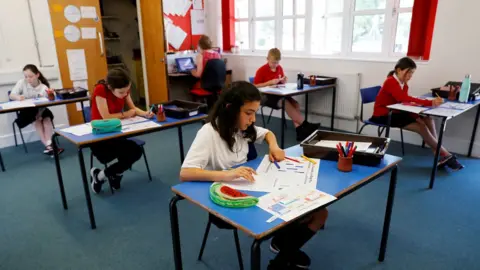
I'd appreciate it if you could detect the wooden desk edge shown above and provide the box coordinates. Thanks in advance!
[171,158,401,240]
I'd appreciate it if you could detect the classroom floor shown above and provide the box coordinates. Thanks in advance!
[0,117,479,270]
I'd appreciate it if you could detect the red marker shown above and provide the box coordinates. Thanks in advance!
[285,157,300,163]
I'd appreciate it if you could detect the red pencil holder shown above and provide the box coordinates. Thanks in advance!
[156,111,166,122]
[337,155,353,172]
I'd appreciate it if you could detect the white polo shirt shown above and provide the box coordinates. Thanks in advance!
[10,79,48,99]
[182,123,270,171]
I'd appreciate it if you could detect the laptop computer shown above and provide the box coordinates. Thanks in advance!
[175,57,196,73]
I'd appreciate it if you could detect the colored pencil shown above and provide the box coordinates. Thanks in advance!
[273,160,281,169]
[301,155,317,164]
[285,157,300,163]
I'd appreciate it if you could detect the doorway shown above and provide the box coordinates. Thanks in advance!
[99,0,146,109]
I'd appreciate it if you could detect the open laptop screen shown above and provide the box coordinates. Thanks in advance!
[175,57,195,72]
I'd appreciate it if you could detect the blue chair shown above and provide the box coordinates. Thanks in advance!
[249,77,285,128]
[358,86,406,156]
[8,91,28,153]
[84,106,152,194]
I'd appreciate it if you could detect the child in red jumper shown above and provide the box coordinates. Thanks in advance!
[370,57,463,171]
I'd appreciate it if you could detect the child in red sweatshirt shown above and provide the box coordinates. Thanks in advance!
[370,57,463,171]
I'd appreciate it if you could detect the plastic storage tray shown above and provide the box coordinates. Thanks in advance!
[300,130,390,166]
[161,100,207,119]
[303,75,337,86]
[54,87,88,100]
[431,81,480,101]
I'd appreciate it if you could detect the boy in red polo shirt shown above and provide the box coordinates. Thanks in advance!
[254,48,319,141]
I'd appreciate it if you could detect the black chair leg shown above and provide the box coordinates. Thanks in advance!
[233,229,244,270]
[378,127,386,137]
[400,129,405,156]
[18,125,27,154]
[358,124,368,134]
[260,107,266,128]
[197,219,212,261]
[141,146,152,181]
[421,140,426,148]
[267,108,274,124]
[103,163,114,194]
[12,122,18,147]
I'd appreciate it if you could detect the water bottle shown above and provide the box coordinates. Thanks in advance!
[297,72,304,89]
[459,74,471,102]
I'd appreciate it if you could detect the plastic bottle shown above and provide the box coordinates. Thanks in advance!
[459,74,471,103]
[297,72,304,89]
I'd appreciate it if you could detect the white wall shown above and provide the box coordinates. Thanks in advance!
[0,0,66,148]
[206,0,480,157]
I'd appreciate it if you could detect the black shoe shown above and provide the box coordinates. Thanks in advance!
[446,155,464,171]
[50,148,64,158]
[437,154,453,168]
[43,146,53,155]
[270,237,311,269]
[268,254,307,270]
[90,168,105,194]
[305,121,321,130]
[108,174,123,190]
[296,122,317,142]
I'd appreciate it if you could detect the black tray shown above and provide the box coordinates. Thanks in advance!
[160,100,207,119]
[54,87,88,100]
[431,81,480,101]
[300,130,390,166]
[303,75,337,86]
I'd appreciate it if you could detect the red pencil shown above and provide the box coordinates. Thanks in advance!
[336,144,344,157]
[285,157,300,163]
[348,146,357,157]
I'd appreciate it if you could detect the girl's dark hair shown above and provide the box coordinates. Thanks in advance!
[209,81,262,152]
[23,64,50,88]
[97,68,131,90]
[388,57,417,77]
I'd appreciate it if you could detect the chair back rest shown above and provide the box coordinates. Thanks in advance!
[249,77,254,84]
[247,142,258,161]
[201,59,226,91]
[7,91,12,101]
[360,86,381,104]
[83,106,92,122]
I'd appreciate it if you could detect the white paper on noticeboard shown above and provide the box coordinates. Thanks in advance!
[167,25,187,50]
[190,10,205,35]
[80,6,97,19]
[66,49,88,81]
[81,27,97,39]
[193,0,203,9]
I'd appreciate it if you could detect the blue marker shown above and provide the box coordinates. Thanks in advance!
[273,160,281,169]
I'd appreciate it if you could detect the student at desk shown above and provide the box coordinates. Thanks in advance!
[190,35,221,79]
[89,68,154,194]
[253,48,320,141]
[370,57,463,171]
[9,64,64,156]
[180,81,328,270]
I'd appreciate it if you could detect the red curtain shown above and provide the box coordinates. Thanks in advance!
[407,0,438,60]
[222,0,235,51]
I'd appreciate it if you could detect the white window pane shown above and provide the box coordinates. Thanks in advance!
[256,0,275,17]
[255,20,275,50]
[283,0,293,16]
[394,12,412,53]
[325,17,342,52]
[311,16,326,54]
[354,0,386,11]
[282,19,294,50]
[235,0,248,18]
[352,14,385,53]
[400,0,414,8]
[312,0,326,15]
[296,18,305,51]
[296,0,306,15]
[235,21,250,50]
[327,0,343,13]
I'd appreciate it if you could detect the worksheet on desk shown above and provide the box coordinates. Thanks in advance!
[61,123,92,136]
[387,103,427,114]
[257,187,336,222]
[225,155,320,193]
[120,116,150,126]
[0,100,36,110]
[121,121,161,132]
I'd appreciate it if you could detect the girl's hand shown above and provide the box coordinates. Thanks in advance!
[432,97,444,107]
[224,167,257,182]
[145,111,155,119]
[269,146,285,162]
[125,109,136,118]
[268,78,281,86]
[18,95,25,101]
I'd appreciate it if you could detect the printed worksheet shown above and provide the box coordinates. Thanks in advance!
[257,187,336,221]
[439,102,474,110]
[387,103,427,114]
[121,121,161,133]
[61,123,92,136]
[120,116,150,126]
[225,155,320,192]
[0,100,36,110]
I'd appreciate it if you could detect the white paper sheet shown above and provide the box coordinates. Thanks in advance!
[314,140,372,152]
[387,103,427,114]
[190,10,205,35]
[66,49,88,81]
[35,97,49,103]
[121,116,150,126]
[64,25,81,42]
[257,187,336,222]
[73,80,89,90]
[80,6,97,19]
[260,83,298,93]
[439,102,474,110]
[225,155,320,193]
[81,27,97,39]
[193,0,203,9]
[64,5,81,23]
[180,0,192,16]
[61,123,92,136]
[76,101,90,112]
[0,100,36,110]
[167,25,187,50]
[121,121,161,133]
[424,107,463,118]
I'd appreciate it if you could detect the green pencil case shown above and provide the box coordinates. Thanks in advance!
[91,118,122,134]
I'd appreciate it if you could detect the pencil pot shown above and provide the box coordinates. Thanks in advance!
[337,155,353,172]
[47,89,55,101]
[156,111,166,122]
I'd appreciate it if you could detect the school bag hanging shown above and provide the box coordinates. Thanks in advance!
[91,118,122,134]
[209,183,258,208]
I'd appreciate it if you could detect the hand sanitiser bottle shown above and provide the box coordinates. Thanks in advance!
[459,74,471,102]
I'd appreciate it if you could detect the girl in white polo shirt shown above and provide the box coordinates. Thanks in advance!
[9,64,63,156]
[180,81,328,270]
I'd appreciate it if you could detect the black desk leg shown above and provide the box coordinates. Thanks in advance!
[429,118,447,189]
[78,148,96,229]
[385,110,393,137]
[305,93,309,122]
[331,86,336,131]
[378,165,398,262]
[251,239,262,270]
[0,151,5,172]
[468,106,480,157]
[178,126,185,163]
[52,134,67,209]
[281,98,286,149]
[80,101,86,123]
[170,195,184,270]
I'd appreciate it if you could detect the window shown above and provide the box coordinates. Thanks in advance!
[233,0,415,59]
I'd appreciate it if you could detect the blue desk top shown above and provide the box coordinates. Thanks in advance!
[56,114,208,146]
[172,145,401,238]
[259,84,335,97]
